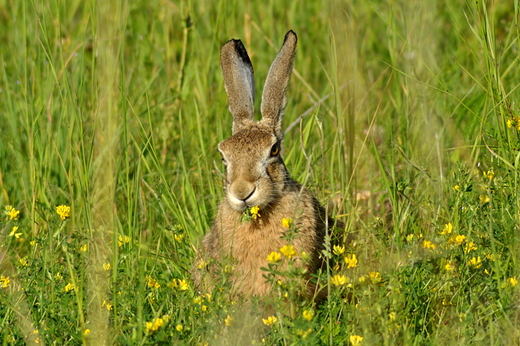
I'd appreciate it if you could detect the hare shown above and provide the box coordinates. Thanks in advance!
[193,31,337,300]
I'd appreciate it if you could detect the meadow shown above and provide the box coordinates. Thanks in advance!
[0,0,519,345]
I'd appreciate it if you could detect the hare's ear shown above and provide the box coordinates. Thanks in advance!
[260,30,297,138]
[221,39,255,134]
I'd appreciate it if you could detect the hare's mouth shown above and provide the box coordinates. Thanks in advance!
[227,189,266,211]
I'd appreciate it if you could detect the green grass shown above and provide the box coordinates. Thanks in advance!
[1,0,519,345]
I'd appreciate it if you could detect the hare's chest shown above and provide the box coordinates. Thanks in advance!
[228,221,285,269]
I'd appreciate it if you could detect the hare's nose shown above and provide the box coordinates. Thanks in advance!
[230,181,256,202]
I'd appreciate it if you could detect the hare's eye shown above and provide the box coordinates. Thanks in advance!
[270,143,280,157]
[221,157,228,165]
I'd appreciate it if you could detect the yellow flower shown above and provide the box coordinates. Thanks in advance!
[174,233,184,242]
[464,241,477,253]
[279,245,297,259]
[266,251,282,263]
[330,274,348,286]
[453,185,461,191]
[145,318,164,333]
[103,263,111,271]
[344,254,358,268]
[5,205,20,220]
[175,324,183,332]
[507,277,518,287]
[350,335,364,345]
[449,234,466,245]
[0,275,11,288]
[297,328,312,339]
[468,256,482,268]
[9,226,22,238]
[56,205,70,220]
[422,240,436,251]
[83,329,91,336]
[224,314,233,326]
[507,118,514,128]
[177,279,189,291]
[479,195,490,204]
[197,258,207,269]
[262,316,278,326]
[281,217,293,228]
[19,257,28,266]
[146,276,161,289]
[64,282,76,292]
[118,235,131,247]
[333,245,346,255]
[368,271,381,284]
[484,170,494,179]
[80,244,88,252]
[302,309,314,321]
[441,222,453,235]
[102,298,113,311]
[445,262,455,271]
[168,278,189,291]
[388,311,397,321]
[250,205,260,219]
[405,234,414,242]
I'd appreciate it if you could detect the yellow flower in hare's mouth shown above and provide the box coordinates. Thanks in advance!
[250,205,260,219]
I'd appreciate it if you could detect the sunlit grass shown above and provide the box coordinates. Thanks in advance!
[1,0,519,345]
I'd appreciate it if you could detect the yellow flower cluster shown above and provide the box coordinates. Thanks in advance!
[330,274,349,286]
[64,282,76,292]
[0,275,11,288]
[266,251,282,263]
[250,205,260,219]
[448,234,466,246]
[281,217,293,228]
[5,205,20,220]
[168,278,189,291]
[302,309,314,321]
[297,328,313,339]
[507,277,518,287]
[344,254,358,268]
[445,262,456,271]
[333,245,346,255]
[468,256,482,268]
[350,335,364,345]
[358,271,382,284]
[279,245,297,259]
[146,276,161,289]
[422,240,436,251]
[145,317,164,334]
[506,116,520,130]
[441,222,453,235]
[9,226,22,238]
[102,298,113,311]
[224,314,233,326]
[56,205,71,220]
[118,235,131,247]
[262,315,278,326]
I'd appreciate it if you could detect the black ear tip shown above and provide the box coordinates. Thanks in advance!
[284,30,298,44]
[229,39,252,67]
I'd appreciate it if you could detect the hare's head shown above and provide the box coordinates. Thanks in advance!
[218,31,297,212]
